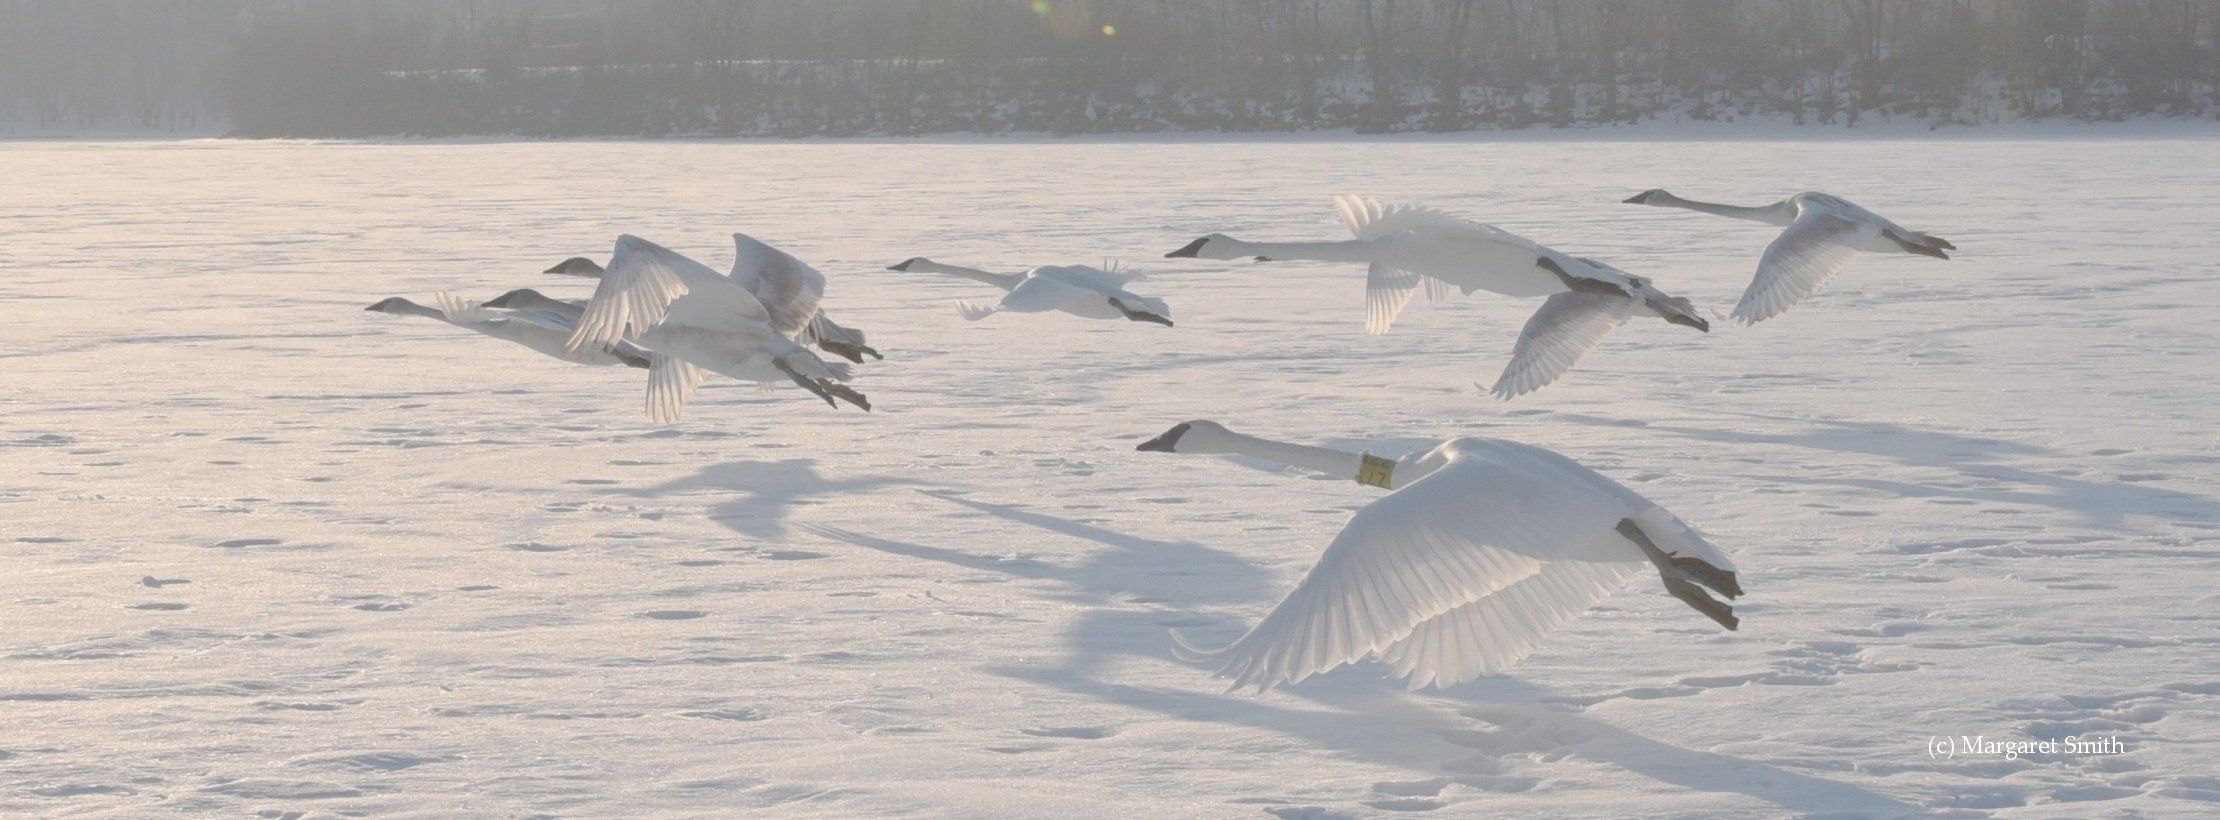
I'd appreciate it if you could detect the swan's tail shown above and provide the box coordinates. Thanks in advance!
[956,301,998,321]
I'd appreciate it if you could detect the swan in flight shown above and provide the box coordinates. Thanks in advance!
[564,235,868,422]
[366,291,650,369]
[547,233,881,364]
[1622,189,1953,324]
[1166,196,1706,398]
[888,257,1173,326]
[1134,420,1742,692]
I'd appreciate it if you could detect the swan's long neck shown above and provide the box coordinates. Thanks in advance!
[911,260,1022,291]
[1211,430,1366,481]
[1655,194,1792,226]
[1222,238,1378,265]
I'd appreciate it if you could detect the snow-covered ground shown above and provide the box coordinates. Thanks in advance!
[3,136,2217,817]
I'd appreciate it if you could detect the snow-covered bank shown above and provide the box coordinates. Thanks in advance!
[2,138,2216,817]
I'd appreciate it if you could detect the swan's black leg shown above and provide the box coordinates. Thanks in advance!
[1537,257,1635,295]
[1108,297,1174,327]
[773,358,839,408]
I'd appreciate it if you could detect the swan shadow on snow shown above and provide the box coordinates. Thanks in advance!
[804,495,1921,815]
[1552,409,2217,530]
[623,458,921,541]
[802,489,1267,608]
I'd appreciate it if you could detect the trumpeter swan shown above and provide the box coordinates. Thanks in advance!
[1135,419,1742,691]
[1622,189,1952,324]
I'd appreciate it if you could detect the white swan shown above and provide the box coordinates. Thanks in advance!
[888,257,1173,326]
[564,235,867,422]
[1623,189,1953,324]
[1134,420,1741,692]
[1166,196,1707,398]
[366,291,650,369]
[547,232,881,363]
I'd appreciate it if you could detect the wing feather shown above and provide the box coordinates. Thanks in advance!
[1377,558,1644,689]
[644,353,705,425]
[1490,291,1636,399]
[1731,213,1874,324]
[1175,450,1640,692]
[728,232,826,338]
[432,291,495,324]
[1364,263,1424,334]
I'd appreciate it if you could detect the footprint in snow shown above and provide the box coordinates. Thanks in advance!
[140,576,191,588]
[639,610,707,620]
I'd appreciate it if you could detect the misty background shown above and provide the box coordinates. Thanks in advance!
[4,0,2216,137]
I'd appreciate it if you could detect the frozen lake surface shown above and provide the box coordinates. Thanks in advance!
[3,136,2218,817]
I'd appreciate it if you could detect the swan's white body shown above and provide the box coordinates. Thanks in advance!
[564,235,863,423]
[365,291,649,369]
[1135,420,1741,692]
[889,257,1173,325]
[1168,196,1707,398]
[1624,189,1953,324]
[548,232,879,363]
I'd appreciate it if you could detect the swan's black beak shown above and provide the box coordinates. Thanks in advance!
[886,258,917,272]
[1136,423,1191,453]
[1622,192,1649,204]
[1165,238,1207,258]
[482,291,519,308]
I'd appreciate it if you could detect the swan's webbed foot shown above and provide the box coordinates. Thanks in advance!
[773,358,840,408]
[819,340,882,363]
[1108,298,1174,327]
[1663,577,1739,631]
[820,380,871,412]
[1617,517,1741,631]
[1885,229,1951,259]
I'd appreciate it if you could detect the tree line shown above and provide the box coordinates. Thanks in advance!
[4,0,2215,136]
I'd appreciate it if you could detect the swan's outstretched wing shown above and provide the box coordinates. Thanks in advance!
[567,235,750,352]
[1732,212,1875,324]
[996,273,1101,313]
[1335,195,1471,241]
[1364,263,1422,335]
[728,232,826,338]
[1490,291,1636,399]
[645,353,705,424]
[1174,450,1635,692]
[1377,556,1644,688]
